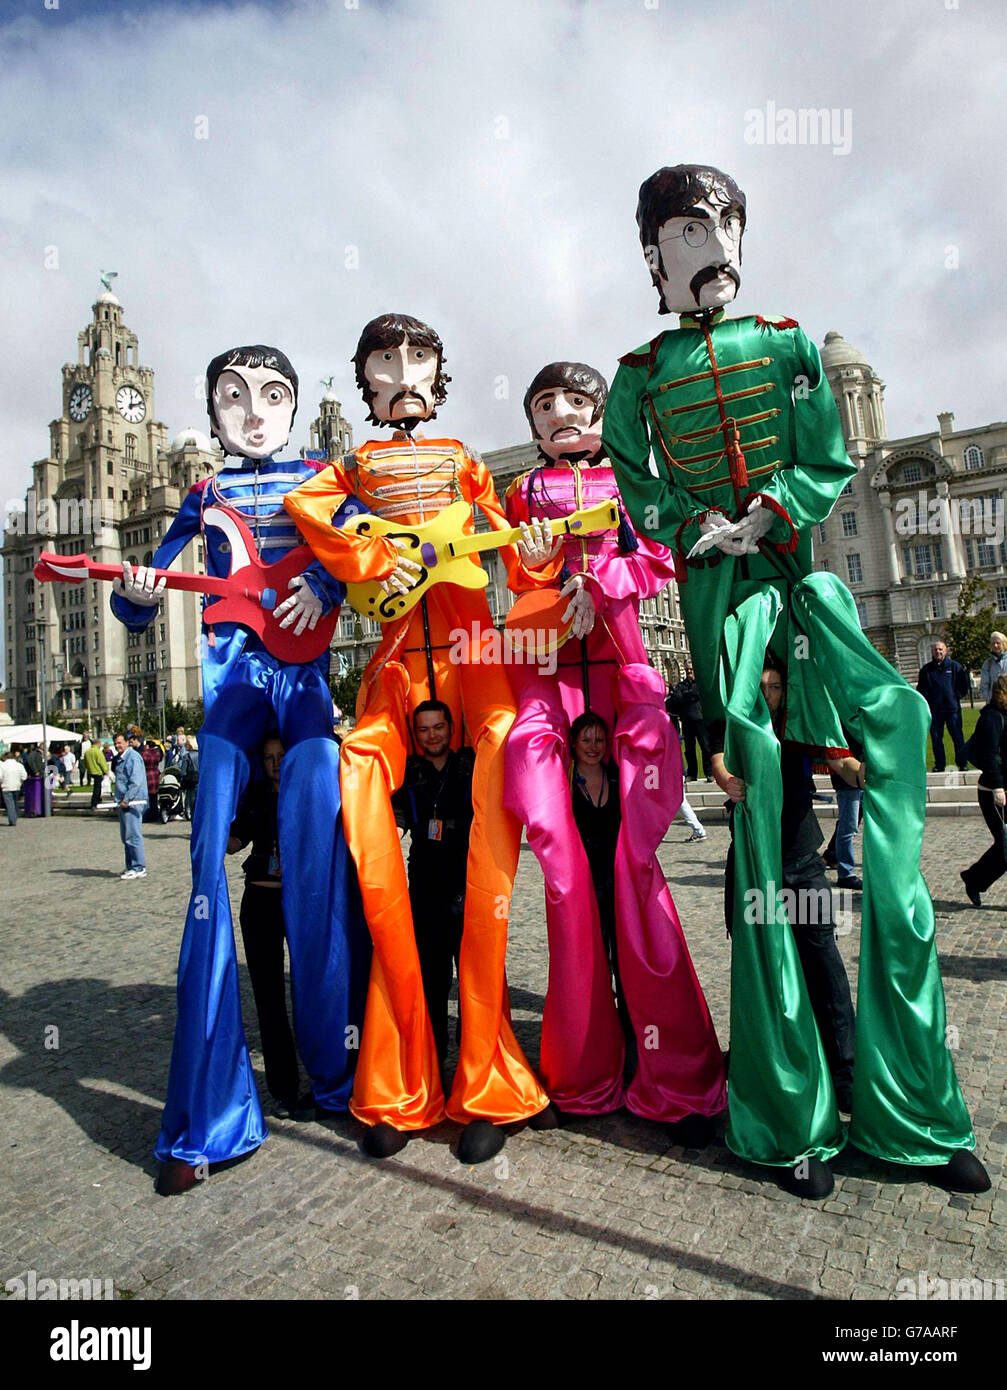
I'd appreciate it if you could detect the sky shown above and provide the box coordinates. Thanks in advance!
[2,0,1005,519]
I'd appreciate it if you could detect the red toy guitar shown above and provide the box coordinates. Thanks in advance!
[34,505,339,663]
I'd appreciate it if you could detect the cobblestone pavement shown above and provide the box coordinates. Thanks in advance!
[1,810,1004,1302]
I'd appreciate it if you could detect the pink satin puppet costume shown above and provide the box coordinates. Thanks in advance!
[503,362,726,1137]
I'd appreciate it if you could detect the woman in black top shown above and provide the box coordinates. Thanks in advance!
[570,712,631,1054]
[960,674,1007,906]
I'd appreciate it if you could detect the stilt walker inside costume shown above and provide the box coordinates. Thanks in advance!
[603,164,989,1199]
[284,315,554,1165]
[112,345,370,1197]
[503,363,726,1137]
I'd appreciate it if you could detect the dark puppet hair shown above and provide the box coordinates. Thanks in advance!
[204,345,299,432]
[522,361,608,434]
[351,313,451,425]
[636,165,747,313]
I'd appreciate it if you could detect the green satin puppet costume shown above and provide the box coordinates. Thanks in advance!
[603,164,982,1188]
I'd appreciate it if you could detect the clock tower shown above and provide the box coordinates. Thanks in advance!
[51,287,167,508]
[2,281,218,732]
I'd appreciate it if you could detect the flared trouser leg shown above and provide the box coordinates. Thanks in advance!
[276,731,371,1112]
[155,729,266,1165]
[721,587,845,1167]
[615,664,727,1122]
[343,662,446,1130]
[792,572,975,1164]
[504,671,625,1114]
[445,637,550,1124]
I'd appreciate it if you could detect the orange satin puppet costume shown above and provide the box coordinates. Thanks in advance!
[285,362,549,1138]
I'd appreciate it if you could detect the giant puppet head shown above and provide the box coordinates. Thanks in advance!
[352,313,452,428]
[637,165,747,316]
[523,361,608,463]
[205,345,299,459]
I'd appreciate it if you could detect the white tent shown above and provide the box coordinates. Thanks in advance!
[0,723,84,746]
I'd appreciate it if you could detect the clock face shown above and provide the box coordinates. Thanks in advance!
[116,385,146,423]
[68,384,93,422]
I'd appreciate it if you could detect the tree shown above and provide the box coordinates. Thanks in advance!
[944,572,995,706]
[329,666,363,721]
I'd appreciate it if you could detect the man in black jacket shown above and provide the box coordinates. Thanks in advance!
[668,663,712,781]
[227,732,313,1121]
[392,701,475,1076]
[917,640,970,772]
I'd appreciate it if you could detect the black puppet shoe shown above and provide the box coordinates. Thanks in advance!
[361,1123,410,1159]
[920,1150,991,1194]
[667,1113,716,1149]
[155,1159,203,1197]
[528,1103,563,1131]
[777,1156,835,1200]
[457,1119,506,1165]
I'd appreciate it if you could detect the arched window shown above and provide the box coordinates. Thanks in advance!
[964,446,985,471]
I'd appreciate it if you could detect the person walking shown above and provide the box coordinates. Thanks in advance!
[23,743,45,817]
[917,640,970,772]
[113,732,148,880]
[83,738,110,810]
[1,751,27,825]
[178,735,199,821]
[979,633,1007,704]
[960,674,1007,907]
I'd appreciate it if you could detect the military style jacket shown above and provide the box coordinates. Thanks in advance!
[603,309,855,580]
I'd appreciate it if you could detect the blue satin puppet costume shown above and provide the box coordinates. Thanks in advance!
[112,456,370,1165]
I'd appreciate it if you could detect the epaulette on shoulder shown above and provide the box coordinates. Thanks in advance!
[187,478,211,496]
[618,333,665,368]
[505,471,531,500]
[754,314,800,332]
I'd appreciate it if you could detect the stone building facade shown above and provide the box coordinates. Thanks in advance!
[2,288,218,730]
[812,331,1007,679]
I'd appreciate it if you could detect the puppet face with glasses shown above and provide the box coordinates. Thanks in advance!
[643,189,744,315]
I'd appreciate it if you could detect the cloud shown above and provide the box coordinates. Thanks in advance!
[1,0,1005,522]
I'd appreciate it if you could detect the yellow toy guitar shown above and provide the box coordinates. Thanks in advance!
[345,497,619,622]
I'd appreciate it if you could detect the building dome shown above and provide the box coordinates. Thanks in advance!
[94,291,121,307]
[820,330,868,369]
[321,389,339,404]
[171,427,215,452]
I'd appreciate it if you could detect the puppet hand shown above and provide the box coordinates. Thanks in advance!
[112,561,165,606]
[275,574,323,634]
[688,513,746,559]
[517,518,561,568]
[856,759,866,791]
[560,573,596,639]
[379,539,423,596]
[730,497,776,554]
[994,787,1006,808]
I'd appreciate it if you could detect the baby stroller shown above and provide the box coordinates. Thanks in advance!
[157,766,185,823]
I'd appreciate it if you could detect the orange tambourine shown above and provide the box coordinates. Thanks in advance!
[504,588,574,660]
